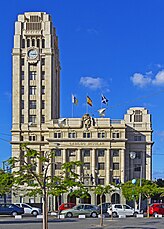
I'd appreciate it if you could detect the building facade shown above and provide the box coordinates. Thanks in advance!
[11,12,153,210]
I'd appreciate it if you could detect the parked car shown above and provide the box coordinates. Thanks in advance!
[60,204,100,218]
[0,204,24,216]
[14,203,41,216]
[149,203,164,216]
[98,202,111,213]
[58,203,75,213]
[107,204,139,217]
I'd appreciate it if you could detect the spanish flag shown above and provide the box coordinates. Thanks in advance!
[86,96,92,106]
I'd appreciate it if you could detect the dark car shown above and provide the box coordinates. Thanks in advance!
[0,204,24,216]
[149,203,164,216]
[98,202,111,213]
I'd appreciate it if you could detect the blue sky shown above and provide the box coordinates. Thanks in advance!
[0,0,164,179]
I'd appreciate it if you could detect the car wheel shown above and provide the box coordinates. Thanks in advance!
[153,212,158,217]
[112,212,118,218]
[133,212,138,217]
[12,211,18,216]
[32,210,38,216]
[66,212,73,218]
[91,212,97,218]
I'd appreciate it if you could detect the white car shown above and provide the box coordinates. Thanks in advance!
[15,203,41,216]
[107,204,139,217]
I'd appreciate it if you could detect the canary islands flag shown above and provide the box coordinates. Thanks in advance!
[72,94,78,105]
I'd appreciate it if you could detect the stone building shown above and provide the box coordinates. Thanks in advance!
[11,12,153,209]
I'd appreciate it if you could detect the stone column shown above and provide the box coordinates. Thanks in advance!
[106,149,110,185]
[91,149,96,185]
[77,149,81,175]
[120,149,125,183]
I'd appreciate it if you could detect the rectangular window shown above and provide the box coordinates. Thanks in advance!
[98,178,104,185]
[68,132,76,138]
[22,39,25,48]
[21,100,24,109]
[54,132,61,138]
[113,163,119,170]
[41,100,45,109]
[55,163,62,170]
[21,71,24,80]
[29,86,36,95]
[41,71,45,80]
[21,86,24,95]
[55,150,61,157]
[83,132,91,138]
[21,58,24,66]
[97,149,105,157]
[134,110,142,122]
[42,86,45,94]
[21,115,24,124]
[42,39,45,48]
[83,149,90,157]
[98,163,105,170]
[84,163,90,170]
[134,135,142,141]
[41,136,44,141]
[29,135,36,141]
[68,150,76,156]
[29,115,36,124]
[98,132,106,138]
[134,164,141,172]
[136,152,141,159]
[113,150,119,157]
[41,58,45,65]
[41,115,45,123]
[29,100,36,109]
[112,132,120,138]
[29,71,36,80]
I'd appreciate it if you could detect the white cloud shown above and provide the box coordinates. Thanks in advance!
[130,73,152,88]
[80,76,106,90]
[131,69,164,87]
[152,70,164,85]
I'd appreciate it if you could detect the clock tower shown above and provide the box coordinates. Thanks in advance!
[11,12,60,171]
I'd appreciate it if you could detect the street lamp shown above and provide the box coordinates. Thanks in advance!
[129,152,142,212]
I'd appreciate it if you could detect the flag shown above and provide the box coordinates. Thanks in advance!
[72,94,78,105]
[98,108,106,117]
[86,96,92,106]
[101,94,108,105]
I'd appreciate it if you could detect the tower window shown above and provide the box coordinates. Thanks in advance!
[112,132,120,138]
[42,39,45,48]
[37,39,40,48]
[54,132,61,138]
[41,100,45,109]
[29,86,36,95]
[29,71,36,80]
[134,110,142,122]
[41,71,45,80]
[98,132,106,138]
[29,100,36,109]
[27,39,30,47]
[41,115,45,123]
[21,86,24,95]
[22,39,25,48]
[83,132,91,138]
[21,115,24,124]
[21,71,24,80]
[29,115,36,124]
[41,58,45,65]
[113,150,119,157]
[113,163,119,170]
[42,86,45,94]
[83,149,90,157]
[68,132,76,138]
[21,100,24,109]
[98,163,105,170]
[29,135,36,141]
[97,149,105,157]
[32,39,35,46]
[21,58,24,66]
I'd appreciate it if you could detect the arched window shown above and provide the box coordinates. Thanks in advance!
[42,39,45,48]
[27,39,30,47]
[32,39,35,46]
[37,39,40,48]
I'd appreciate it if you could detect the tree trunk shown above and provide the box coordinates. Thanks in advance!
[43,189,48,229]
[147,197,150,218]
[100,195,103,227]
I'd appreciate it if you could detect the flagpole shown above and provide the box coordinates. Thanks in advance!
[72,102,73,118]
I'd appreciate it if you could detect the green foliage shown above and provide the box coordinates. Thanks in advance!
[122,179,161,201]
[0,169,13,195]
[94,184,114,196]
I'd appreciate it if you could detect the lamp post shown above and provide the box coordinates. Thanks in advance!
[129,152,142,212]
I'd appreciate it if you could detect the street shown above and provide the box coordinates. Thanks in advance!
[0,216,163,229]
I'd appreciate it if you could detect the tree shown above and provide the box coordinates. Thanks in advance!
[9,143,83,229]
[94,184,114,226]
[0,169,13,203]
[122,179,161,217]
